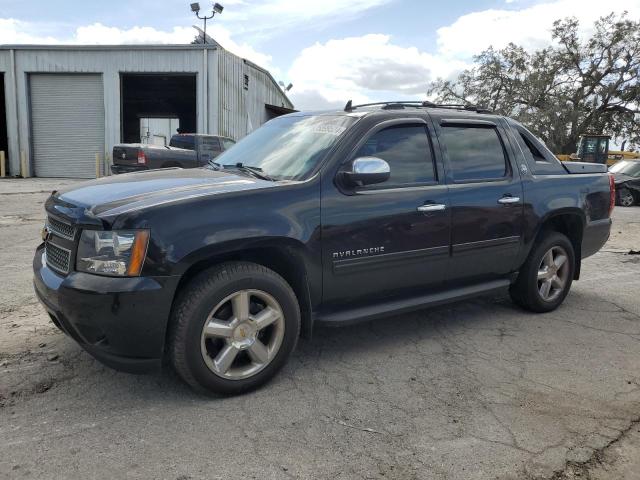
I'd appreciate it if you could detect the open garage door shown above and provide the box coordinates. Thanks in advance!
[30,74,104,178]
[121,74,196,143]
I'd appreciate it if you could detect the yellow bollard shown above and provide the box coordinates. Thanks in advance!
[0,151,5,178]
[20,151,28,178]
[95,153,101,178]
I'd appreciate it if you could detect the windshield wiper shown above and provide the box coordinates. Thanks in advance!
[208,160,223,170]
[224,163,274,181]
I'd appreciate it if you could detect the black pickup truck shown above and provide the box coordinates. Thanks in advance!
[111,133,235,174]
[34,102,613,395]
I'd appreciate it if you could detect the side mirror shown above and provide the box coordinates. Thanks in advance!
[343,157,390,187]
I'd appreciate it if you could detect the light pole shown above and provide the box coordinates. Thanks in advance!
[190,2,224,44]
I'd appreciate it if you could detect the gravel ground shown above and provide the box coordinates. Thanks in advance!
[0,178,639,480]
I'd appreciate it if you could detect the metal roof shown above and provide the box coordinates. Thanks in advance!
[0,44,219,51]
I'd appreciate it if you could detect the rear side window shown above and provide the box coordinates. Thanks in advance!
[221,138,236,150]
[200,137,221,152]
[440,126,507,182]
[355,125,436,188]
[515,127,565,175]
[170,135,196,150]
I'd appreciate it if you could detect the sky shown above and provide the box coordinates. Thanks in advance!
[1,0,639,110]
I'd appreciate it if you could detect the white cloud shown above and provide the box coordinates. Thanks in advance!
[287,34,469,109]
[437,0,640,59]
[73,23,194,44]
[0,19,275,72]
[218,0,393,39]
[287,0,639,109]
[0,19,61,44]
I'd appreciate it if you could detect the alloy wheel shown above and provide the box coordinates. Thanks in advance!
[200,289,285,380]
[620,190,635,207]
[537,246,570,302]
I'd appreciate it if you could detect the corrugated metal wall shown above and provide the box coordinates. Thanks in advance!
[217,49,294,140]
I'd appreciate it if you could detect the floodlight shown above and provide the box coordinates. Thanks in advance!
[213,3,224,14]
[190,2,201,12]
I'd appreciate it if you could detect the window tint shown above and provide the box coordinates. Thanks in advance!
[355,125,435,187]
[170,135,196,151]
[200,137,221,152]
[441,126,507,181]
[515,127,565,175]
[520,133,546,162]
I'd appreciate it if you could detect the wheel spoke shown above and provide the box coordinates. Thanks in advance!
[539,280,552,299]
[253,307,281,331]
[543,250,554,268]
[551,275,564,289]
[213,344,239,374]
[554,254,567,269]
[537,268,548,280]
[247,340,269,364]
[231,291,250,322]
[203,319,233,339]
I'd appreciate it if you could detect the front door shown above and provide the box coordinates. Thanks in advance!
[435,118,524,283]
[321,119,451,309]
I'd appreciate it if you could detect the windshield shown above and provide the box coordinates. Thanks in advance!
[210,115,356,181]
[610,160,640,177]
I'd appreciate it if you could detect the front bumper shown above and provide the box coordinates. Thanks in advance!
[33,245,180,373]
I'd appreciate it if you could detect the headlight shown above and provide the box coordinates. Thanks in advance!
[77,230,150,276]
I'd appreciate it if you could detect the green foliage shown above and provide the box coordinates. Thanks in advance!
[427,13,640,153]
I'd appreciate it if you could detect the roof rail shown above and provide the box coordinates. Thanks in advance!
[343,100,492,114]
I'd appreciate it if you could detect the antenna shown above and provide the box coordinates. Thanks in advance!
[344,100,353,112]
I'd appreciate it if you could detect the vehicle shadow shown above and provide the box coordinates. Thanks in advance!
[31,293,519,406]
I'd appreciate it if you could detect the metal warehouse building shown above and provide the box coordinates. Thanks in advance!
[0,44,294,178]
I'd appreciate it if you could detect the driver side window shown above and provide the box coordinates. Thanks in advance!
[355,125,436,188]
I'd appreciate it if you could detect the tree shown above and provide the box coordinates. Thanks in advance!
[427,13,640,153]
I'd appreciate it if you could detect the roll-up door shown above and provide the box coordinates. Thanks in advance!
[30,74,104,178]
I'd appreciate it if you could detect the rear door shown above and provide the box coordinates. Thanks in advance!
[321,117,451,308]
[434,116,524,283]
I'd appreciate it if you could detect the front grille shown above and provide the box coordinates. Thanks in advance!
[45,242,71,274]
[47,216,76,240]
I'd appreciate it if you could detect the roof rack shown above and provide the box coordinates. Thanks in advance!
[343,100,492,114]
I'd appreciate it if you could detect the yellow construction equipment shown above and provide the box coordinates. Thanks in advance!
[556,134,640,166]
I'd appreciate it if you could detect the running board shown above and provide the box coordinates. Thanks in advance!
[315,279,511,327]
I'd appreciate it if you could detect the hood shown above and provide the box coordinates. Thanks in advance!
[52,167,276,219]
[613,173,635,184]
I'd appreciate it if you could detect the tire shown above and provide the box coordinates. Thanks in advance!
[616,187,635,207]
[510,231,575,313]
[169,261,300,395]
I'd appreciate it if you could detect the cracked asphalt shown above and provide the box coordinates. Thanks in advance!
[1,178,639,480]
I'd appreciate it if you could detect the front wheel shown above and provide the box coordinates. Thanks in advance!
[510,232,575,313]
[169,262,300,395]
[617,187,635,207]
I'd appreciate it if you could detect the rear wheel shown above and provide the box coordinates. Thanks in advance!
[169,262,300,395]
[617,187,635,207]
[510,232,575,313]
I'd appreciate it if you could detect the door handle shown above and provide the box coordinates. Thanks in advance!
[417,204,446,212]
[498,196,521,204]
